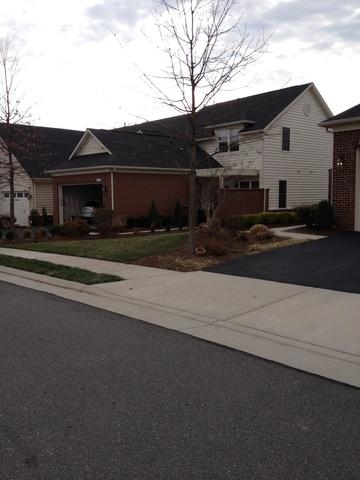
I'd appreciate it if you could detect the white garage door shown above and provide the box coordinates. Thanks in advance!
[0,192,30,226]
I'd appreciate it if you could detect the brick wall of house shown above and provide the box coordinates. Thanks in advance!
[218,189,268,217]
[52,173,112,224]
[113,172,189,218]
[332,129,360,230]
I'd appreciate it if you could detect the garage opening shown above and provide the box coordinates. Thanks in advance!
[62,184,103,222]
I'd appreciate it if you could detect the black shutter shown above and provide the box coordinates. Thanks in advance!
[279,180,287,208]
[282,127,290,151]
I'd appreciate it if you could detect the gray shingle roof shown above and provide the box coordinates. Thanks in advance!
[119,83,312,138]
[0,123,83,178]
[324,103,360,123]
[53,129,220,171]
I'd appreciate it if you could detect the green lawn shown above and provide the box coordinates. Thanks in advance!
[0,254,122,284]
[9,232,187,263]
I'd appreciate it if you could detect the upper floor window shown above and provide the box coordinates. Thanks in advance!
[282,127,290,151]
[217,129,240,153]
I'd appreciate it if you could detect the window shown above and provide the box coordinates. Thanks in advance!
[3,192,9,198]
[218,129,229,152]
[282,127,290,151]
[17,192,24,198]
[229,130,240,151]
[239,181,250,189]
[218,129,240,152]
[278,180,287,208]
[24,193,29,198]
[252,181,259,189]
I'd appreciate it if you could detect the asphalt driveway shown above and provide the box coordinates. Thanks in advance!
[207,232,360,294]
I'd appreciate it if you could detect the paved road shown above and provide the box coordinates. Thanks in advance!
[207,232,360,293]
[0,280,359,480]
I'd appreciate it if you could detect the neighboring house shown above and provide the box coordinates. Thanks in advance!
[122,83,333,215]
[320,103,360,231]
[48,129,218,224]
[0,124,83,226]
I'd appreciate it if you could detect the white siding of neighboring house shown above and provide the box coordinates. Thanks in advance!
[263,87,333,210]
[198,131,263,174]
[75,133,108,156]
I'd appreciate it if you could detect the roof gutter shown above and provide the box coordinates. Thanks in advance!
[46,165,191,176]
[319,117,360,127]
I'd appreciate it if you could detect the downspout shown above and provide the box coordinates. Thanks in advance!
[110,170,115,211]
[261,135,267,212]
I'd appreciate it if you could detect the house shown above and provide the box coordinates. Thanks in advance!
[320,103,360,231]
[0,124,83,226]
[121,83,333,216]
[1,82,334,227]
[47,129,218,224]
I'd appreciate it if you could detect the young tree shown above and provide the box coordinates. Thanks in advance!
[151,0,267,253]
[0,38,30,231]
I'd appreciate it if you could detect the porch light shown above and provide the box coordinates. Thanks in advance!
[336,155,344,168]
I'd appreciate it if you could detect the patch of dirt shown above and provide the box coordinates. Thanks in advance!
[134,231,302,272]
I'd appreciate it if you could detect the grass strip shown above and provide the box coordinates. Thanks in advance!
[8,232,187,263]
[0,254,122,285]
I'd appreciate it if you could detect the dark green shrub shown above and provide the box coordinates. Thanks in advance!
[23,229,32,239]
[59,220,89,237]
[148,201,162,227]
[49,225,61,236]
[126,217,135,228]
[4,230,15,241]
[42,207,49,226]
[135,216,150,229]
[94,208,114,234]
[173,200,184,228]
[224,211,299,231]
[316,200,334,229]
[295,201,334,229]
[29,209,41,227]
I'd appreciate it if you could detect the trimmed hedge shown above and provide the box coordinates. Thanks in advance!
[224,211,299,230]
[294,200,334,229]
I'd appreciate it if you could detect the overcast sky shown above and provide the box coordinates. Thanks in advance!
[1,0,359,130]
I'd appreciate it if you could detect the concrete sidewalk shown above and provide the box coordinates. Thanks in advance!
[0,247,359,388]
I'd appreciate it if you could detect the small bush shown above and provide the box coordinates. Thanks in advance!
[203,238,227,256]
[249,224,274,241]
[237,231,250,242]
[126,217,135,228]
[37,227,48,238]
[4,230,15,241]
[49,225,61,236]
[112,216,127,233]
[29,209,41,227]
[23,229,32,239]
[59,220,90,237]
[148,201,162,228]
[94,208,114,234]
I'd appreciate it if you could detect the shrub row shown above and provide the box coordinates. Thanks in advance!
[224,211,299,230]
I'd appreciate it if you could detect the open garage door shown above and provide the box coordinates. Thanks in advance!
[62,184,103,222]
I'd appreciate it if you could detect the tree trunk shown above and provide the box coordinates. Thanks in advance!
[8,150,15,232]
[188,138,197,254]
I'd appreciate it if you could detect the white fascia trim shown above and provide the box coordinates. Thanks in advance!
[203,120,255,130]
[68,129,112,159]
[47,165,190,176]
[319,117,360,127]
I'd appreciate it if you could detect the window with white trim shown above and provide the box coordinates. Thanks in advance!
[217,129,240,153]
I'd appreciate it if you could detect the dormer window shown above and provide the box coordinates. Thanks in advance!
[217,129,240,153]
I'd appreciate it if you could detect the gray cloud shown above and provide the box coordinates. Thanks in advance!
[247,0,360,50]
[83,0,152,40]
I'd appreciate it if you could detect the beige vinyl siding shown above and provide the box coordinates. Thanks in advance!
[76,133,108,156]
[198,133,262,173]
[31,181,54,215]
[263,88,333,210]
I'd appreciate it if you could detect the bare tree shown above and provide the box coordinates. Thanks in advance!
[0,38,30,231]
[150,0,267,253]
